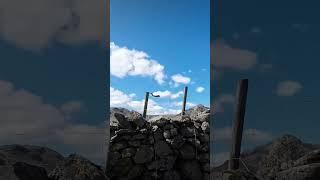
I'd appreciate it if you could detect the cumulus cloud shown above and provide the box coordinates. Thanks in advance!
[172,101,196,108]
[110,87,180,115]
[196,86,205,93]
[212,41,257,70]
[110,42,166,84]
[213,94,235,113]
[213,127,273,144]
[0,80,108,165]
[152,90,184,99]
[276,80,302,96]
[0,0,103,49]
[171,74,191,87]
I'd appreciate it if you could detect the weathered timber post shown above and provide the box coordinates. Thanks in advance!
[181,86,188,115]
[229,79,249,170]
[142,92,149,118]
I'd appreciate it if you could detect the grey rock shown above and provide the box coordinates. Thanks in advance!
[163,130,171,139]
[201,122,210,133]
[49,154,107,180]
[179,143,195,159]
[178,160,203,180]
[199,133,209,143]
[170,128,178,137]
[199,153,210,163]
[163,170,181,180]
[121,148,136,158]
[202,163,210,172]
[134,146,154,164]
[128,140,141,147]
[110,141,128,151]
[132,134,146,140]
[147,156,176,171]
[180,126,195,138]
[107,151,121,166]
[112,113,132,129]
[155,141,173,158]
[109,158,133,177]
[127,165,145,179]
[127,111,146,128]
[169,135,185,149]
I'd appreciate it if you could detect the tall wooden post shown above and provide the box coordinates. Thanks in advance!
[143,92,149,118]
[181,86,188,115]
[229,79,248,170]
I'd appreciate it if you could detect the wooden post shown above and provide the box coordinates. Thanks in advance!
[181,86,188,115]
[229,79,248,170]
[143,92,149,118]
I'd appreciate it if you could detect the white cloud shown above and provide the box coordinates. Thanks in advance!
[110,87,133,107]
[110,42,166,84]
[276,80,302,96]
[172,101,196,108]
[213,127,273,144]
[212,41,257,70]
[196,86,205,93]
[213,94,235,113]
[0,80,108,165]
[0,0,103,49]
[171,74,191,86]
[152,90,184,99]
[110,87,180,115]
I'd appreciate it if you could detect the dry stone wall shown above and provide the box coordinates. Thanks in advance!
[106,108,210,180]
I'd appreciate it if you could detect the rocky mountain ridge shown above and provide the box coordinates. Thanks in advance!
[212,135,320,180]
[0,144,109,180]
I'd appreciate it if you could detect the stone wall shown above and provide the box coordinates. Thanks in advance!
[106,109,210,180]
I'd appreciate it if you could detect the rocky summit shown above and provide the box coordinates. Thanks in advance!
[0,145,109,180]
[212,134,320,180]
[107,105,210,180]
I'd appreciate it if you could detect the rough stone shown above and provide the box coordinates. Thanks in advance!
[155,141,173,158]
[112,113,132,129]
[201,122,210,133]
[121,148,136,158]
[178,160,203,180]
[163,130,171,139]
[179,143,195,159]
[134,146,154,164]
[127,111,146,128]
[180,126,195,138]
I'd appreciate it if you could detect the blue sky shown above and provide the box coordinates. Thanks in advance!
[110,0,210,115]
[0,0,107,165]
[212,1,320,166]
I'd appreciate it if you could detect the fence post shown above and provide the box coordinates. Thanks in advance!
[229,79,248,170]
[143,92,149,118]
[181,86,188,115]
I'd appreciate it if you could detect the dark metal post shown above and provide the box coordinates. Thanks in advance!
[181,86,188,115]
[229,79,248,170]
[143,92,149,118]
